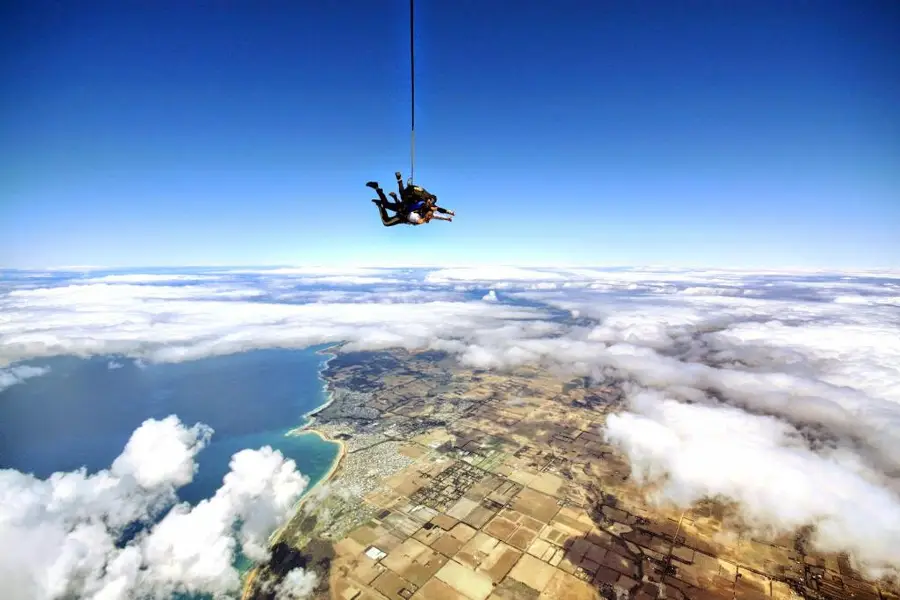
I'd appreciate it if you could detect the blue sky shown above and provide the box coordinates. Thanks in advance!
[2,0,898,269]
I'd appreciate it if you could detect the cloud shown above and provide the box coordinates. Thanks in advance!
[6,283,266,303]
[0,281,544,367]
[426,266,568,282]
[834,295,900,306]
[678,286,747,296]
[2,266,900,576]
[84,274,222,284]
[0,416,312,600]
[274,568,319,599]
[604,390,900,577]
[0,365,50,393]
[216,267,391,276]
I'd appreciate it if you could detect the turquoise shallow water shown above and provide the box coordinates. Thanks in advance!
[0,345,340,505]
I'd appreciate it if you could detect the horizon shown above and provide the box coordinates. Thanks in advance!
[5,263,900,276]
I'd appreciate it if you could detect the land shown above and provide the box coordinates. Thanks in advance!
[244,347,900,600]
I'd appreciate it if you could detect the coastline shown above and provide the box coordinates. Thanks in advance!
[287,342,346,494]
[241,344,348,599]
[301,428,347,491]
[263,426,347,549]
[284,341,341,434]
[300,343,343,424]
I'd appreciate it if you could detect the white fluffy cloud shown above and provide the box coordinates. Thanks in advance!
[3,266,900,577]
[273,568,319,600]
[0,365,50,392]
[0,416,312,600]
[605,391,900,577]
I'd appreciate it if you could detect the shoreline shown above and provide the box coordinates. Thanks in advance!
[283,344,339,433]
[302,343,343,422]
[247,428,346,597]
[242,345,348,598]
[283,342,341,435]
[301,428,347,491]
[286,342,346,494]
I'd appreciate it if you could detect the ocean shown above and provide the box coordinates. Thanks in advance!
[0,345,340,505]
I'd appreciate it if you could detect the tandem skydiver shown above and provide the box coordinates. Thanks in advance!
[366,173,454,227]
[394,171,454,218]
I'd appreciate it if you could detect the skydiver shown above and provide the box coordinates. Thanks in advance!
[366,181,428,226]
[367,173,455,223]
[422,195,455,219]
[366,181,453,227]
[391,171,455,218]
[390,190,455,224]
[394,171,430,209]
[371,197,436,226]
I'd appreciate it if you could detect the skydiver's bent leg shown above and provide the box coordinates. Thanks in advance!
[385,192,406,212]
[367,182,390,204]
[373,200,405,226]
[382,194,403,212]
[368,183,405,212]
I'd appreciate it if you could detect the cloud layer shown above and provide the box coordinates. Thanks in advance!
[0,416,312,600]
[2,265,900,578]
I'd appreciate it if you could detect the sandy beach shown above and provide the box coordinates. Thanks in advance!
[285,343,345,487]
[288,345,347,483]
[262,343,347,543]
[241,345,346,600]
[301,428,347,490]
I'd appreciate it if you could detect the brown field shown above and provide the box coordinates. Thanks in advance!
[245,349,899,600]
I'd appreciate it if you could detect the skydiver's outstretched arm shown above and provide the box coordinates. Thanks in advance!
[421,196,454,217]
[416,207,451,223]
